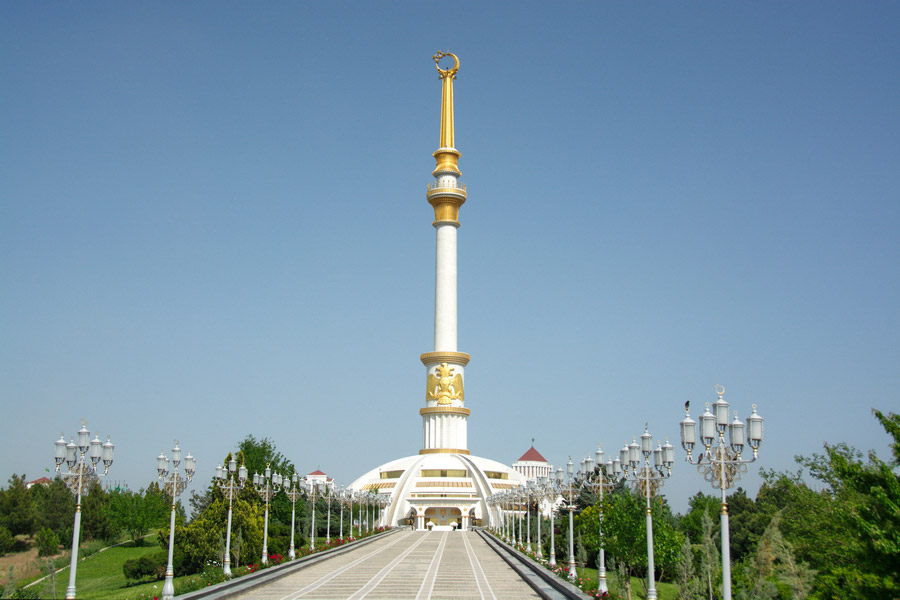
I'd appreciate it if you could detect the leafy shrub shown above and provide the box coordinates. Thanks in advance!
[0,526,13,555]
[35,527,59,557]
[123,553,165,581]
[9,584,42,599]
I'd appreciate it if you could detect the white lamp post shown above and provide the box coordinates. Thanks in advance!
[549,467,562,568]
[284,473,303,560]
[575,445,626,594]
[252,465,281,564]
[157,441,195,600]
[534,477,546,559]
[53,420,114,600]
[337,486,346,540]
[680,386,763,600]
[306,479,321,550]
[324,486,334,543]
[525,480,536,553]
[348,489,356,539]
[214,457,247,576]
[561,458,579,581]
[621,424,674,600]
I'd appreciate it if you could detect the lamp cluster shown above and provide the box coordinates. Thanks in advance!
[157,441,195,600]
[52,421,115,600]
[572,446,626,594]
[214,457,248,577]
[680,386,764,600]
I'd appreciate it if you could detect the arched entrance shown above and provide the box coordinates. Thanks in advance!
[423,506,462,528]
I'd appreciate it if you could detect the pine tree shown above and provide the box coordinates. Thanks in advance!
[677,535,702,600]
[738,512,815,600]
[698,511,718,600]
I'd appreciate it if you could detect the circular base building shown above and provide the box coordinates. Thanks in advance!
[350,452,525,530]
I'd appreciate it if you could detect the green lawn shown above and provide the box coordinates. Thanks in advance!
[41,543,185,600]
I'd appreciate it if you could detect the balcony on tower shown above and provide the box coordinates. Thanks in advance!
[426,181,468,225]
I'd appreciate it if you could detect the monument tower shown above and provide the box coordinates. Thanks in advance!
[349,53,525,530]
[420,51,470,456]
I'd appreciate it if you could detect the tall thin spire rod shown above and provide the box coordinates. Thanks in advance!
[434,51,459,149]
[431,52,462,178]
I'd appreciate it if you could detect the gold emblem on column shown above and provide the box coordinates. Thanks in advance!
[426,362,464,405]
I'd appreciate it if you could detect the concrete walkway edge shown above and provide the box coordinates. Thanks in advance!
[476,529,593,600]
[179,529,401,600]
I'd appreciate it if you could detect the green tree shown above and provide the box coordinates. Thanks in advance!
[723,488,757,563]
[35,527,59,557]
[170,496,262,574]
[0,475,37,536]
[679,492,719,549]
[237,435,294,480]
[598,488,683,599]
[31,477,75,543]
[698,511,719,600]
[676,534,703,600]
[80,480,118,542]
[0,526,14,556]
[794,409,900,599]
[736,511,815,600]
[109,485,169,544]
[602,490,643,600]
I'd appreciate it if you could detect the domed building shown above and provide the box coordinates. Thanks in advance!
[348,53,526,530]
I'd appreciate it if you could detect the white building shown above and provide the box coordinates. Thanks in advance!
[512,446,552,482]
[306,469,333,489]
[348,53,527,530]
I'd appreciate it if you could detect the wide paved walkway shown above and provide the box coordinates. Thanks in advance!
[230,530,541,600]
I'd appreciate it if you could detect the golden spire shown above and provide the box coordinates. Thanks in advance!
[434,51,458,149]
[431,52,462,178]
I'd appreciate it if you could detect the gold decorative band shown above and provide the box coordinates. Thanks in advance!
[427,198,465,224]
[420,407,471,416]
[432,148,461,177]
[419,448,471,455]
[420,351,471,366]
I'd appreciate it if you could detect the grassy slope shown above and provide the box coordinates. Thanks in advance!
[49,544,164,600]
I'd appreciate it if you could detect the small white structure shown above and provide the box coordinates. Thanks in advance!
[306,469,334,489]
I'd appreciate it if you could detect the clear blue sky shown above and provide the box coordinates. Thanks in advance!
[2,2,898,512]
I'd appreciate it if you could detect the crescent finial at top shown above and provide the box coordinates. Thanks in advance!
[433,51,459,78]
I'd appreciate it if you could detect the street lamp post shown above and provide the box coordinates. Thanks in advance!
[547,471,560,568]
[284,473,303,560]
[576,445,625,594]
[306,479,320,550]
[325,486,334,543]
[53,421,114,600]
[680,386,763,600]
[373,493,388,529]
[252,465,282,564]
[508,491,517,546]
[157,442,195,600]
[214,457,247,576]
[534,477,544,559]
[348,489,356,539]
[525,482,534,553]
[559,459,579,581]
[337,486,345,540]
[621,425,674,600]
